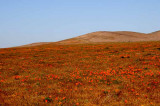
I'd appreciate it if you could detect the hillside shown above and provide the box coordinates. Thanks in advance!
[19,42,51,47]
[14,30,160,48]
[0,41,160,105]
[57,31,160,44]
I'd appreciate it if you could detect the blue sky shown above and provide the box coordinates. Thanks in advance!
[0,0,160,48]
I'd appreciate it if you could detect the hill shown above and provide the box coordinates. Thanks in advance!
[15,30,160,48]
[57,31,160,44]
[0,41,160,105]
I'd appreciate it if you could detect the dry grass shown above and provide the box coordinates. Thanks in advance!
[58,31,160,44]
[0,41,160,105]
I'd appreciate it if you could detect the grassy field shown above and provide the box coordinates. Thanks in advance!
[0,41,160,105]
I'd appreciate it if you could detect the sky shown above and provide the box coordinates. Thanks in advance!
[0,0,160,48]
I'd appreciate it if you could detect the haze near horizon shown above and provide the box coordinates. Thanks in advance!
[0,0,160,48]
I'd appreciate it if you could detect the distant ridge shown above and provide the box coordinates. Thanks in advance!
[13,30,160,48]
[57,30,160,44]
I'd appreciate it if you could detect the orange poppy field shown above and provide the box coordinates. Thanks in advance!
[0,41,160,105]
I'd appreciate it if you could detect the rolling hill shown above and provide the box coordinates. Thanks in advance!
[57,30,160,44]
[0,30,160,105]
[14,30,160,48]
[0,41,160,105]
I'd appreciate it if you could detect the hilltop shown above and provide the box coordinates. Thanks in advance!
[18,30,160,48]
[57,30,160,44]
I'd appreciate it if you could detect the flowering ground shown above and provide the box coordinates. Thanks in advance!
[0,41,160,105]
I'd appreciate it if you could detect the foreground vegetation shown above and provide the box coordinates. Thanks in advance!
[0,41,160,105]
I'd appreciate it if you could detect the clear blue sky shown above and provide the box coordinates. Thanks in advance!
[0,0,160,48]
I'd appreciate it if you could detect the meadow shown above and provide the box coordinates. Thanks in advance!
[0,41,160,105]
